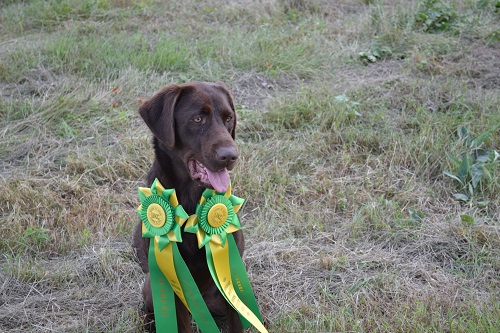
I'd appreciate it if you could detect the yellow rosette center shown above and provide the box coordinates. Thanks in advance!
[147,203,166,228]
[207,203,229,228]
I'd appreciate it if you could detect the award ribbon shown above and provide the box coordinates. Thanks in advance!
[185,185,267,333]
[138,179,219,333]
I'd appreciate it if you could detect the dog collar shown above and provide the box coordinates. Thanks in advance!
[137,179,266,333]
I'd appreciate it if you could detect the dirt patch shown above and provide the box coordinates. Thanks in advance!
[231,72,304,110]
[337,59,406,92]
[317,0,369,17]
[466,43,500,89]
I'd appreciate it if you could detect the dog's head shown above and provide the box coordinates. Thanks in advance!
[139,82,238,193]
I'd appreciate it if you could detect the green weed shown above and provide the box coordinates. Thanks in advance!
[415,0,458,32]
[444,126,499,206]
[358,38,393,64]
[20,227,51,251]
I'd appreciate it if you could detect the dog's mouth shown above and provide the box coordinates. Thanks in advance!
[188,159,230,193]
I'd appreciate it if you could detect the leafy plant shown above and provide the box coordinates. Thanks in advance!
[333,94,361,118]
[444,126,499,206]
[415,0,457,32]
[19,227,52,252]
[486,29,500,46]
[358,39,392,64]
[409,208,426,222]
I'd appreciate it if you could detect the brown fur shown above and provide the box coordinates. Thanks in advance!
[132,82,244,332]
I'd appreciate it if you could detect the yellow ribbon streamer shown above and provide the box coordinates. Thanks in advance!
[154,239,190,311]
[209,242,268,333]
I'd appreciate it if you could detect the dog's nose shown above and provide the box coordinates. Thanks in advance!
[216,146,238,166]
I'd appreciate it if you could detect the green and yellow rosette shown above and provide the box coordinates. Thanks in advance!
[138,179,219,333]
[185,185,267,333]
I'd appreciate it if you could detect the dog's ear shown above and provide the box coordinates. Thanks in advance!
[228,91,237,140]
[138,85,181,149]
[214,82,237,139]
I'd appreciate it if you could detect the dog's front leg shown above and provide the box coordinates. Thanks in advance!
[227,302,244,333]
[175,296,193,333]
[141,275,156,332]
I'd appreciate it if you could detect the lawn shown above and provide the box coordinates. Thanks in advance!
[0,0,499,332]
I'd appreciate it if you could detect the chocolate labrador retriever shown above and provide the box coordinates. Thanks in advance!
[132,82,244,332]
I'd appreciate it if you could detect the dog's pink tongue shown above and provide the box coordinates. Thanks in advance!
[206,168,230,193]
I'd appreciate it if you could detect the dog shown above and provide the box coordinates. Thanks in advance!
[132,82,245,332]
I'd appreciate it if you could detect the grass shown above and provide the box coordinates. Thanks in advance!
[1,0,499,332]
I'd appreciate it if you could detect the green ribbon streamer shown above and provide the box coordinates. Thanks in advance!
[205,234,264,329]
[170,242,220,333]
[148,241,219,333]
[148,241,177,331]
[227,234,264,327]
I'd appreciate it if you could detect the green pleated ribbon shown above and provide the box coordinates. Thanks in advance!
[138,179,219,333]
[185,186,267,333]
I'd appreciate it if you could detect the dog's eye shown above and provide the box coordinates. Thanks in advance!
[225,116,233,123]
[193,116,203,123]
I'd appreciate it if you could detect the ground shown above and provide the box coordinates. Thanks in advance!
[0,0,499,332]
